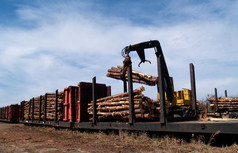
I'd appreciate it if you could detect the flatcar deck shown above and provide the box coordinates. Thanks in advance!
[20,120,238,135]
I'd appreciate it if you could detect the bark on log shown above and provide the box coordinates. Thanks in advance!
[87,86,161,121]
[23,91,64,121]
[95,86,145,102]
[107,66,158,86]
[208,97,238,110]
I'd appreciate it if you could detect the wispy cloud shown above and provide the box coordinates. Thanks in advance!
[0,1,238,106]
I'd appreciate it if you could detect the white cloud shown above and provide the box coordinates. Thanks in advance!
[0,1,238,106]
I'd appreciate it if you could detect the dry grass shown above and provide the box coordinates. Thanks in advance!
[30,126,238,153]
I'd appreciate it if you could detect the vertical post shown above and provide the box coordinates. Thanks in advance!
[63,88,69,122]
[92,76,97,125]
[3,107,4,119]
[7,106,10,119]
[205,103,208,118]
[6,107,7,120]
[158,55,166,125]
[6,106,9,120]
[215,88,218,112]
[190,63,197,118]
[5,107,7,119]
[4,107,6,119]
[8,105,15,122]
[128,64,135,125]
[28,99,31,122]
[225,90,227,97]
[123,80,127,93]
[43,94,47,122]
[55,90,58,123]
[22,101,25,121]
[32,98,34,122]
[2,107,4,119]
[106,86,111,97]
[39,96,42,123]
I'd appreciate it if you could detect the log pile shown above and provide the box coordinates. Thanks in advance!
[88,86,164,121]
[0,107,8,119]
[106,66,158,86]
[23,101,30,119]
[23,91,64,121]
[208,97,238,110]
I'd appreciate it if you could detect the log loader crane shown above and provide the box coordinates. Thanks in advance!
[120,40,192,108]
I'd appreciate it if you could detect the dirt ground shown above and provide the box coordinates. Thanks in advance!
[0,123,91,153]
[0,122,238,153]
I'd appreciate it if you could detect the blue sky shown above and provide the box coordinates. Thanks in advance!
[0,0,238,106]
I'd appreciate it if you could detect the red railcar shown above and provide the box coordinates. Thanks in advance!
[8,104,20,123]
[0,105,19,123]
[63,82,111,123]
[0,106,9,120]
[63,86,78,122]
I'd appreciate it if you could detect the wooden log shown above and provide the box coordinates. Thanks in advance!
[208,97,238,103]
[106,66,158,86]
[94,95,143,104]
[107,72,152,82]
[46,91,64,95]
[117,66,157,80]
[92,104,141,112]
[95,86,145,102]
[87,86,160,121]
[88,99,143,107]
[107,75,154,85]
[210,104,238,107]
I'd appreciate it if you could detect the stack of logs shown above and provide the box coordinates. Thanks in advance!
[88,86,167,121]
[0,107,8,119]
[23,91,64,121]
[106,66,158,86]
[208,97,238,110]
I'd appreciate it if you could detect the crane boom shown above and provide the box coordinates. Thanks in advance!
[122,40,173,102]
